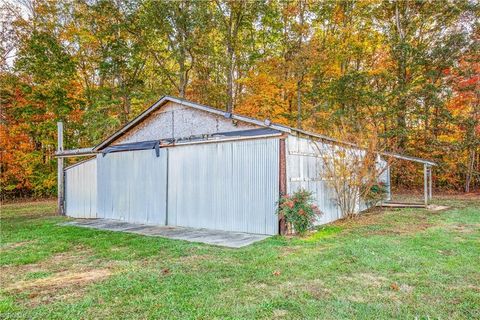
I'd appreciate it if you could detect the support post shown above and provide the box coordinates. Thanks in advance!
[387,165,392,201]
[57,122,65,215]
[428,166,432,200]
[423,163,428,208]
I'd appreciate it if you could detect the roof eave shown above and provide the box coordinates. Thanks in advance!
[380,151,437,166]
[90,95,436,166]
[290,129,437,166]
[55,147,97,158]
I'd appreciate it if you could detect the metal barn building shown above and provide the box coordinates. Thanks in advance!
[57,96,435,236]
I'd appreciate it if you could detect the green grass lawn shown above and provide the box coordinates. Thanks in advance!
[1,197,479,319]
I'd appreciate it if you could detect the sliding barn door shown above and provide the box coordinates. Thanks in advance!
[167,139,280,235]
[96,149,168,225]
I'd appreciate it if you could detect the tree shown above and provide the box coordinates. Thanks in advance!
[139,0,208,98]
[1,1,83,197]
[214,0,258,112]
[1,0,478,197]
[311,126,390,218]
[446,34,480,192]
[0,3,20,72]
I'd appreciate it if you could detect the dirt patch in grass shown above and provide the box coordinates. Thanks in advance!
[447,223,480,234]
[369,221,432,236]
[302,279,332,299]
[278,245,303,258]
[0,264,44,286]
[7,269,111,292]
[7,269,112,307]
[272,309,289,318]
[0,246,117,307]
[278,275,404,304]
[399,283,414,293]
[332,208,387,228]
[2,248,115,307]
[438,249,455,256]
[0,240,37,251]
[341,272,389,288]
[337,273,414,303]
[427,204,451,212]
[271,278,333,301]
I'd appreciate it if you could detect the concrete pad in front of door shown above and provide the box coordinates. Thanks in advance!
[61,219,270,248]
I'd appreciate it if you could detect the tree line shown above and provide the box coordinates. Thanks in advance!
[1,0,478,198]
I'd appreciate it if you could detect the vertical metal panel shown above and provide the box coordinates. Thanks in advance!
[286,136,341,225]
[96,149,168,225]
[168,138,279,235]
[286,136,393,225]
[65,158,97,218]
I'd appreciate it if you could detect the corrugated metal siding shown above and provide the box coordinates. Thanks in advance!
[168,138,280,235]
[286,136,341,225]
[96,149,167,225]
[286,136,391,225]
[65,158,97,218]
[66,138,279,235]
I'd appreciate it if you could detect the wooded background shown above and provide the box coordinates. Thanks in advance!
[1,0,478,198]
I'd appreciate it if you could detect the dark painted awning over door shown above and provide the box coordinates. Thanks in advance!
[101,140,160,156]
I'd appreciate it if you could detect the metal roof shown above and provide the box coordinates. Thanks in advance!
[379,151,437,166]
[70,96,435,166]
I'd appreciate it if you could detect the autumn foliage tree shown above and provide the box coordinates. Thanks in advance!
[311,126,390,218]
[445,35,480,192]
[0,0,478,198]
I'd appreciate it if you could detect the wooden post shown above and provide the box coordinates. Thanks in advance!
[387,165,392,201]
[423,163,428,208]
[428,166,432,200]
[57,122,65,215]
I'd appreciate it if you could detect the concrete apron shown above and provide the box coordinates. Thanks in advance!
[61,219,270,248]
